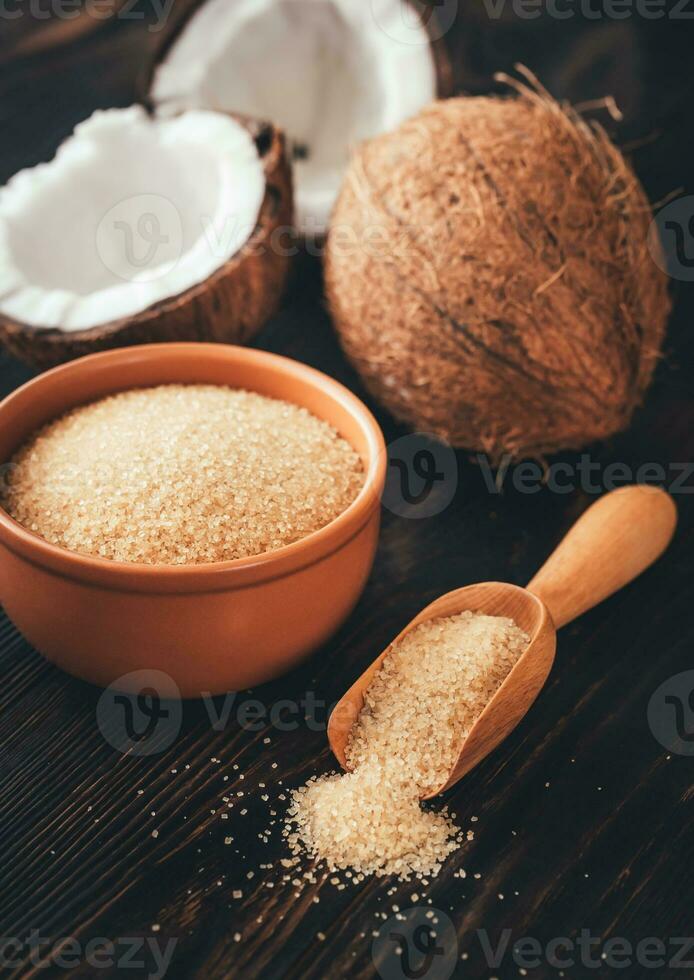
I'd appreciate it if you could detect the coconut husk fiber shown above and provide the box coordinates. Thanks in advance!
[325,68,670,461]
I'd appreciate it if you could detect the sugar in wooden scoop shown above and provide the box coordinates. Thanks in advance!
[285,611,529,880]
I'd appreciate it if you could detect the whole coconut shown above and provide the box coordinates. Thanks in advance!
[325,72,670,460]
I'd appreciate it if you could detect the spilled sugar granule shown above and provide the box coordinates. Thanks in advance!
[3,384,364,564]
[285,610,529,880]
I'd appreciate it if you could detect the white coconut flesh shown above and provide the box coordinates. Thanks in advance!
[0,106,265,331]
[150,0,437,235]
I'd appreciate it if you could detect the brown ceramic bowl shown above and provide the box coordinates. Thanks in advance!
[0,344,386,696]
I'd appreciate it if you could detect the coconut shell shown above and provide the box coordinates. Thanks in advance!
[325,71,671,461]
[141,0,452,245]
[0,117,293,370]
[141,0,454,104]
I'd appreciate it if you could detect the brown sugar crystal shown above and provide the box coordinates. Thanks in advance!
[286,611,529,880]
[3,384,364,565]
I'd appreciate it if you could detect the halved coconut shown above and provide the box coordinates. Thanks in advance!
[0,106,292,368]
[148,0,452,236]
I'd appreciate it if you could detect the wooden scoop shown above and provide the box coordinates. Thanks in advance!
[328,485,677,799]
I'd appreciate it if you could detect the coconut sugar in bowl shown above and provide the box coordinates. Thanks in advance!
[0,344,386,695]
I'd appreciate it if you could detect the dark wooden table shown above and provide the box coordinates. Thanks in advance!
[2,5,694,978]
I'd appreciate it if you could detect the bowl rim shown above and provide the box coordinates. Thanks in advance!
[0,343,387,594]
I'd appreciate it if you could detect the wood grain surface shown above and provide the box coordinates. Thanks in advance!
[1,5,694,979]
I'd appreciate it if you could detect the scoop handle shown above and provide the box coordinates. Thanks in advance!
[526,485,677,629]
